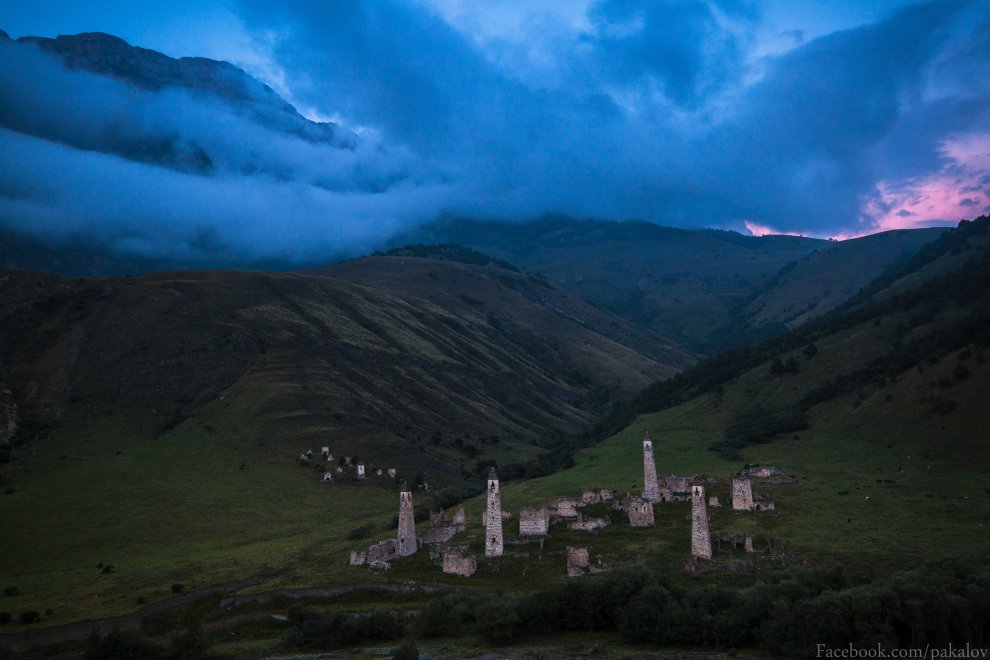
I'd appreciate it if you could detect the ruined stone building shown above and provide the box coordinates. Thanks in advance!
[485,468,504,557]
[624,494,655,527]
[691,485,712,559]
[568,515,610,531]
[368,539,396,563]
[396,490,417,557]
[551,497,580,519]
[421,508,464,544]
[663,475,693,493]
[519,506,550,536]
[580,488,613,505]
[442,547,477,577]
[753,494,775,511]
[732,477,754,511]
[643,432,660,502]
[356,463,366,478]
[566,546,590,577]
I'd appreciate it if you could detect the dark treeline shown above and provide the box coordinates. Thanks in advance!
[278,558,989,657]
[595,215,990,443]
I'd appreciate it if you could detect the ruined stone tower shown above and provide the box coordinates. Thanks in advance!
[691,485,712,559]
[642,432,660,502]
[396,489,417,557]
[731,477,754,511]
[484,468,504,557]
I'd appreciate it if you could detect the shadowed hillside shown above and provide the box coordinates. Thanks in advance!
[0,262,685,481]
[743,227,947,329]
[490,217,990,577]
[397,217,828,348]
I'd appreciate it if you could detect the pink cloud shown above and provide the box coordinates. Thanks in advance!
[744,220,804,237]
[861,132,990,233]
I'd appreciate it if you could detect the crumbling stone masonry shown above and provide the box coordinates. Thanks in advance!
[349,551,367,566]
[568,515,610,531]
[580,488,613,505]
[709,496,721,507]
[551,497,580,518]
[643,432,660,502]
[691,485,712,560]
[485,468,504,557]
[519,507,550,536]
[442,549,477,577]
[421,508,465,544]
[732,477,754,511]
[452,506,466,526]
[566,546,590,577]
[753,494,775,511]
[397,491,417,557]
[367,539,397,564]
[625,495,655,527]
[664,475,693,493]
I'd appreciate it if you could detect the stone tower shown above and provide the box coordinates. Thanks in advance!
[485,468,504,557]
[691,485,712,559]
[731,477,754,511]
[396,489,417,557]
[642,432,660,502]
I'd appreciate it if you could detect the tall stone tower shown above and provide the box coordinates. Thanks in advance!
[691,485,712,560]
[484,468,504,557]
[396,489,417,557]
[642,432,660,502]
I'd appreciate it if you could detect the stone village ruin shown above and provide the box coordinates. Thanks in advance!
[348,432,786,577]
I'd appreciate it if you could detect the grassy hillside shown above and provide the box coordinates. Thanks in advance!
[0,258,690,632]
[396,216,826,348]
[744,227,946,328]
[488,217,990,575]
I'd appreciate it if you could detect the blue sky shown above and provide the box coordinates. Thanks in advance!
[1,1,988,262]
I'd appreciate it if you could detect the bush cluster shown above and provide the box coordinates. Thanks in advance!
[282,559,989,656]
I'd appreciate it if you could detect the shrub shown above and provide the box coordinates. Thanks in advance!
[3,587,18,596]
[19,610,40,624]
[170,583,184,594]
[390,638,420,660]
[0,612,11,624]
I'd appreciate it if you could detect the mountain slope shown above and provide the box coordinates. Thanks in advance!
[0,261,684,484]
[744,227,947,329]
[395,217,829,348]
[6,30,354,148]
[489,216,990,572]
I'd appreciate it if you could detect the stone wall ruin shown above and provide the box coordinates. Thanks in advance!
[732,477,754,511]
[624,495,655,527]
[519,506,550,536]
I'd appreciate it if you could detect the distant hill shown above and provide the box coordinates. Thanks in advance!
[743,227,947,329]
[0,259,687,486]
[396,216,826,348]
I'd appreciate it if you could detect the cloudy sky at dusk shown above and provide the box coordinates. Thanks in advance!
[1,0,988,263]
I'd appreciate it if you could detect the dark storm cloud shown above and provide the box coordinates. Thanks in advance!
[0,35,452,261]
[1,0,988,264]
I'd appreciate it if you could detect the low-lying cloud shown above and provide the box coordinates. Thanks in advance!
[1,0,989,266]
